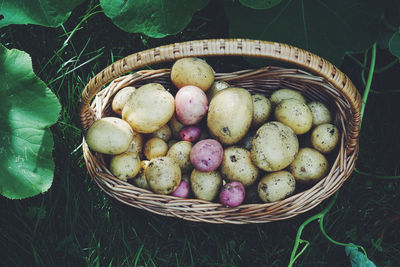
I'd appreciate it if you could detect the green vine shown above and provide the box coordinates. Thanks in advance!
[288,192,368,266]
[288,43,379,266]
[356,43,400,179]
[360,43,377,128]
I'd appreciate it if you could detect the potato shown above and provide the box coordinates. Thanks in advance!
[221,146,259,187]
[251,94,272,128]
[145,157,181,194]
[171,180,190,198]
[169,114,185,139]
[111,86,135,115]
[151,124,172,142]
[131,160,151,190]
[167,141,193,173]
[311,123,340,153]
[180,126,201,142]
[270,88,306,106]
[190,169,222,201]
[144,137,168,160]
[175,85,208,125]
[110,152,141,181]
[86,117,133,155]
[207,87,253,145]
[274,98,313,135]
[308,101,332,126]
[126,131,144,156]
[251,121,299,172]
[219,181,246,207]
[206,80,230,101]
[257,171,296,202]
[170,57,215,91]
[289,147,329,183]
[190,139,223,172]
[122,83,175,133]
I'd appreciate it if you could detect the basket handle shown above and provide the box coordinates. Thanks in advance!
[79,38,361,152]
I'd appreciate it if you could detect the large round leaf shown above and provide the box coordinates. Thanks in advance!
[389,31,400,60]
[100,0,210,38]
[0,44,61,199]
[225,0,388,66]
[0,0,85,28]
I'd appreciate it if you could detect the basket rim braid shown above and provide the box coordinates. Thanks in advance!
[79,39,361,224]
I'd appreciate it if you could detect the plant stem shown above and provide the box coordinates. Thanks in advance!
[357,43,399,179]
[360,43,377,129]
[347,51,396,75]
[288,192,338,266]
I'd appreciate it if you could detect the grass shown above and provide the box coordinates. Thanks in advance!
[1,1,400,266]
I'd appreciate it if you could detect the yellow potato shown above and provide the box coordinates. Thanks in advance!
[111,86,135,115]
[251,121,299,172]
[144,137,168,160]
[258,171,296,202]
[207,87,253,145]
[274,98,313,135]
[270,88,306,106]
[110,152,141,181]
[151,124,172,142]
[86,117,133,155]
[308,101,332,127]
[289,147,329,183]
[145,157,181,194]
[170,57,214,91]
[122,83,174,133]
[206,80,230,101]
[190,169,222,201]
[221,146,259,187]
[311,123,340,153]
[126,131,144,156]
[166,141,193,174]
[251,94,272,128]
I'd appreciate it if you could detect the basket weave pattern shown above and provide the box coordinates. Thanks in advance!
[79,39,361,224]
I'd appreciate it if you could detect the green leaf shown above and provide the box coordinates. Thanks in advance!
[239,0,282,10]
[225,0,388,66]
[345,244,377,267]
[100,0,210,38]
[0,44,61,199]
[0,0,85,28]
[388,31,400,60]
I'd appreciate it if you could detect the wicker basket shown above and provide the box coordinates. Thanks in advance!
[79,39,361,224]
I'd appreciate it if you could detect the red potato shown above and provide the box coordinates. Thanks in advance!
[190,139,223,172]
[180,126,201,142]
[219,181,246,207]
[175,85,208,125]
[171,180,190,198]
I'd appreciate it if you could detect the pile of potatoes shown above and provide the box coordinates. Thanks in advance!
[85,57,340,207]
